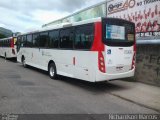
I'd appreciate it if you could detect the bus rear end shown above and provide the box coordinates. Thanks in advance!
[7,37,17,58]
[96,18,136,82]
[11,37,17,58]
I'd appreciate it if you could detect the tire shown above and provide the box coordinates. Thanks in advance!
[4,53,7,60]
[22,57,27,68]
[48,63,57,79]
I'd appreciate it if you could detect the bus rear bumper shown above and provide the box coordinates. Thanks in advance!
[95,68,135,82]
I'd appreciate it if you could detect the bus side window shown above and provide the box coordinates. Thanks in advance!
[17,36,21,52]
[60,28,74,49]
[21,36,27,47]
[75,24,94,50]
[48,30,59,48]
[8,39,10,47]
[5,40,7,47]
[26,34,33,47]
[4,40,5,47]
[3,40,4,47]
[39,32,49,48]
[33,33,39,48]
[6,40,8,47]
[1,41,2,47]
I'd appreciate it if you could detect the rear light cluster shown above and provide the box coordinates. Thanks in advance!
[131,44,136,70]
[98,51,106,73]
[10,38,14,48]
[131,52,136,69]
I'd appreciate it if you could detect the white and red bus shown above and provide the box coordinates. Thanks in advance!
[17,17,136,82]
[0,37,17,59]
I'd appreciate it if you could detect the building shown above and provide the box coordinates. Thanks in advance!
[42,0,108,28]
[42,0,160,43]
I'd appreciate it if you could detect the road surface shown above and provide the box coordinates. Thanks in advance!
[0,57,158,114]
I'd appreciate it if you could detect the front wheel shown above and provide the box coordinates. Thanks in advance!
[49,63,57,79]
[4,53,7,60]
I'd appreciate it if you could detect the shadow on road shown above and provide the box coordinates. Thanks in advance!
[18,64,131,93]
[58,76,130,93]
[0,57,17,63]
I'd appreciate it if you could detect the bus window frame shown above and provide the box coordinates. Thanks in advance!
[21,35,27,47]
[26,34,33,48]
[17,23,95,51]
[59,27,74,50]
[74,23,95,51]
[32,33,40,48]
[102,18,135,47]
[48,29,60,49]
[39,32,49,49]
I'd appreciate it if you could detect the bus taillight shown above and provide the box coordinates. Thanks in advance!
[131,53,136,70]
[98,51,106,73]
[131,43,136,70]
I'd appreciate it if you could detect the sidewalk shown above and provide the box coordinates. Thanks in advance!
[108,80,160,113]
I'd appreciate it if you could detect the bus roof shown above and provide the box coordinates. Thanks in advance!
[19,17,102,36]
[0,37,13,41]
[19,17,135,36]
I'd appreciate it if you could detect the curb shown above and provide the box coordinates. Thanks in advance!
[109,92,160,113]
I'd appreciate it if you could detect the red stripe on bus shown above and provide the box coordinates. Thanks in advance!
[91,22,104,51]
[10,38,14,48]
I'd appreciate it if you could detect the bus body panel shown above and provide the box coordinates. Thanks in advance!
[105,45,134,74]
[17,48,97,82]
[17,46,135,82]
[2,48,17,58]
[0,37,17,58]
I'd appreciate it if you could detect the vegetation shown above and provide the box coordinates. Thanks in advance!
[0,33,6,39]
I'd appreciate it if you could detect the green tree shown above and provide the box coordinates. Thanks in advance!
[0,33,6,39]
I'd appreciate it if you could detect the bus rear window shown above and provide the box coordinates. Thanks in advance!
[102,18,135,46]
[106,25,125,40]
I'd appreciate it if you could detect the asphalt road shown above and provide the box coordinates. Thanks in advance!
[0,57,158,114]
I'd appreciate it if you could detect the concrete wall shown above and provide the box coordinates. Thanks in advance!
[136,44,160,87]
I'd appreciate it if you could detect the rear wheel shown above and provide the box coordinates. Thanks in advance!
[22,56,27,68]
[4,53,7,60]
[49,63,57,79]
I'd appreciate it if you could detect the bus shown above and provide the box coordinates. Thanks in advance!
[0,37,17,59]
[17,17,136,82]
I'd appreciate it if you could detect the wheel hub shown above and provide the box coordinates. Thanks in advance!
[50,66,54,77]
